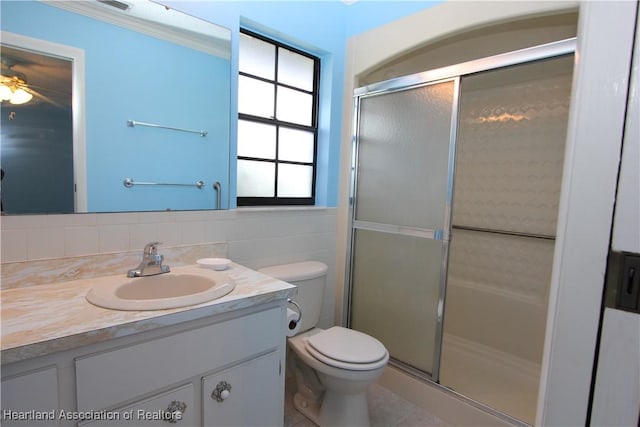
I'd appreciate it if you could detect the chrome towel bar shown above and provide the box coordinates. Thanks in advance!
[127,120,208,137]
[123,178,205,189]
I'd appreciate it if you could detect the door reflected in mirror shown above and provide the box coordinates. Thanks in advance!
[0,0,232,214]
[1,45,74,214]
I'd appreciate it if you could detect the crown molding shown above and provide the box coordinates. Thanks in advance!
[42,0,231,59]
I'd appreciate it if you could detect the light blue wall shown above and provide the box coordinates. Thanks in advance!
[165,0,441,208]
[2,0,441,210]
[1,1,231,211]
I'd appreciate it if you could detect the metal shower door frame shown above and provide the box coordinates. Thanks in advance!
[345,37,577,383]
[347,76,460,381]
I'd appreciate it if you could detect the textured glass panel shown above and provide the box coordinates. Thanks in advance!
[238,76,274,118]
[444,229,554,356]
[355,81,455,230]
[278,47,314,91]
[278,127,314,163]
[441,55,574,425]
[237,160,274,197]
[237,120,276,159]
[239,33,275,80]
[453,55,573,236]
[351,230,444,375]
[276,86,312,126]
[440,229,555,424]
[277,164,312,197]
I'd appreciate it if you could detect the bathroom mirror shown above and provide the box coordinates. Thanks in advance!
[0,0,231,214]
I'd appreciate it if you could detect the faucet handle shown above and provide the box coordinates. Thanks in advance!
[143,241,162,255]
[128,242,169,277]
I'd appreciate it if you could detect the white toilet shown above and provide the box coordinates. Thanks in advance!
[258,261,389,427]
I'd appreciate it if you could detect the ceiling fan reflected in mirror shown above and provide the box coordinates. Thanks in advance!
[0,67,33,105]
[0,48,71,108]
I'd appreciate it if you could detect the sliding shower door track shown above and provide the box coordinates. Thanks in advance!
[387,358,531,427]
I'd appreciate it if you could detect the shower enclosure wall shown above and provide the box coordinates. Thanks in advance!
[347,40,575,425]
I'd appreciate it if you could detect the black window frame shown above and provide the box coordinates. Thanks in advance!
[237,29,320,207]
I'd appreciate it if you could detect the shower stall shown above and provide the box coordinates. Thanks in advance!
[346,39,575,424]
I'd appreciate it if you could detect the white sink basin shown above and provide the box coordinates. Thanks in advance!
[86,266,235,311]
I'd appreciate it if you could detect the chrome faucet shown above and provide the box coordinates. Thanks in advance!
[127,241,170,278]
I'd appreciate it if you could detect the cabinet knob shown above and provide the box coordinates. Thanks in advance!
[164,400,187,423]
[211,381,232,402]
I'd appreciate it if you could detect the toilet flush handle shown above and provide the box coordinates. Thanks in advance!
[287,298,302,330]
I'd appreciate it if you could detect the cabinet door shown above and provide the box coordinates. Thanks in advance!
[78,384,195,427]
[1,366,58,427]
[76,308,280,412]
[202,352,282,427]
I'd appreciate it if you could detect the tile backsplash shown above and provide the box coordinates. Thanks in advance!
[0,242,227,290]
[1,208,338,326]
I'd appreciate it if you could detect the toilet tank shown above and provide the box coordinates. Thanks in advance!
[258,261,328,333]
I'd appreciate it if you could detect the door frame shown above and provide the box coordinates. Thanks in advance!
[1,31,87,213]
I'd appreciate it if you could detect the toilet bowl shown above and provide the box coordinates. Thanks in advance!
[289,327,388,426]
[258,262,389,427]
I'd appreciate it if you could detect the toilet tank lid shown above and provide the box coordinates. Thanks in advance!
[258,261,328,281]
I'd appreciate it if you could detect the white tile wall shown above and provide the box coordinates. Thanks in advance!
[0,207,338,326]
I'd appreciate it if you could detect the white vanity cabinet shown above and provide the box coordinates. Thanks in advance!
[1,366,59,427]
[1,303,287,427]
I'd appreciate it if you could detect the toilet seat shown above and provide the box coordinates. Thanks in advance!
[304,327,388,371]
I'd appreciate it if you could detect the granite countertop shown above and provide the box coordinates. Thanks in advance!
[1,263,296,364]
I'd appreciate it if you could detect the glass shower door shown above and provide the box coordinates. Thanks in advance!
[349,79,458,377]
[440,55,574,424]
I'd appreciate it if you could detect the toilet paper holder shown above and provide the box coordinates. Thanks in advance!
[287,298,302,331]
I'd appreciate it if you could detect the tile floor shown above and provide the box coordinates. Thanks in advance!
[284,378,449,427]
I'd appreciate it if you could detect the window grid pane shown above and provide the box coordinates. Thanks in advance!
[278,164,313,197]
[276,86,313,126]
[237,120,277,159]
[279,127,315,163]
[278,47,315,91]
[238,29,318,206]
[238,76,275,118]
[237,159,275,197]
[239,33,275,80]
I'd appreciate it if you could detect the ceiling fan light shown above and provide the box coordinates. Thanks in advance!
[0,84,12,101]
[10,88,33,105]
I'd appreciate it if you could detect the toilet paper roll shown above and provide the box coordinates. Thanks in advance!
[286,308,301,337]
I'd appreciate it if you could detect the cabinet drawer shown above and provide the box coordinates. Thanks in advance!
[78,383,195,427]
[76,307,280,411]
[1,366,58,427]
[202,351,283,427]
